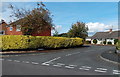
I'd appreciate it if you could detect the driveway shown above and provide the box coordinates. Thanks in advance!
[1,45,120,75]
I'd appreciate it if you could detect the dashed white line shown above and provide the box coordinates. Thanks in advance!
[65,65,77,69]
[96,68,107,71]
[94,68,107,73]
[53,63,65,67]
[0,58,4,61]
[79,66,91,71]
[7,59,12,61]
[79,68,90,71]
[31,62,39,65]
[22,61,30,64]
[113,70,120,74]
[14,60,20,62]
[81,66,91,69]
[53,65,62,67]
[66,54,72,56]
[41,62,51,66]
[94,70,107,73]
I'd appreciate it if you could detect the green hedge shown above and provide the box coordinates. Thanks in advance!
[85,41,91,44]
[116,40,120,50]
[0,35,84,50]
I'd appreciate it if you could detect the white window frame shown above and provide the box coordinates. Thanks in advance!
[16,25,21,31]
[10,27,13,31]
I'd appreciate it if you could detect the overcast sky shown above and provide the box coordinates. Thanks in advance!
[1,2,118,36]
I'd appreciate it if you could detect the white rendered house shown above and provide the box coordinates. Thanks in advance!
[86,29,120,45]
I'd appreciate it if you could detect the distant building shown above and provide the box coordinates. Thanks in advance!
[90,29,120,45]
[0,20,51,36]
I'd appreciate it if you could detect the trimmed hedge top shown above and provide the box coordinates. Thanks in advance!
[116,40,120,50]
[0,35,83,50]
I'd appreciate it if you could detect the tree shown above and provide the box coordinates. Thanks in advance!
[53,30,59,37]
[58,33,68,37]
[68,21,88,39]
[9,2,54,35]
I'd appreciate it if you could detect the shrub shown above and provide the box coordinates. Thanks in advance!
[0,35,84,50]
[116,40,120,50]
[85,41,91,44]
[114,39,118,44]
[103,40,106,44]
[107,41,112,45]
[93,39,97,44]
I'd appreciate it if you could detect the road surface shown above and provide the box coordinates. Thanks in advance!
[1,45,120,75]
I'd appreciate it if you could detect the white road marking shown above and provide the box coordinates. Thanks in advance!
[79,68,90,71]
[53,63,65,67]
[22,61,30,64]
[113,70,120,74]
[66,54,72,56]
[31,62,39,65]
[96,68,107,71]
[81,66,92,69]
[65,65,77,69]
[0,58,4,61]
[95,70,107,73]
[14,60,20,62]
[41,62,50,66]
[53,65,62,67]
[7,59,12,61]
[46,57,61,63]
[94,68,107,73]
[42,57,61,66]
[79,66,91,71]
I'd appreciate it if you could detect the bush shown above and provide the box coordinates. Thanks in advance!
[93,39,97,44]
[103,40,106,44]
[114,39,118,44]
[107,41,112,45]
[116,40,120,50]
[85,41,91,44]
[0,35,84,50]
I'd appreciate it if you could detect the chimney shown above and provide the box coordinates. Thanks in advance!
[109,29,112,33]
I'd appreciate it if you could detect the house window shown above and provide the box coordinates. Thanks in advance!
[0,30,5,35]
[16,25,21,31]
[10,27,13,31]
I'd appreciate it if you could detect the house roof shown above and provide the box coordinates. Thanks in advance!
[91,30,120,39]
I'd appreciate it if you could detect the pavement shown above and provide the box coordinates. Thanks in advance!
[1,45,120,75]
[101,49,120,64]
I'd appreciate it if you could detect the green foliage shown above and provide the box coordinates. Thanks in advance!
[1,35,84,50]
[93,39,97,44]
[85,41,91,44]
[107,41,112,45]
[114,39,118,44]
[57,33,68,37]
[116,40,120,50]
[68,22,88,39]
[53,30,59,37]
[9,2,53,35]
[103,40,106,44]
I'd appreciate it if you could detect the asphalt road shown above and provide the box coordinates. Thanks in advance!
[1,45,120,75]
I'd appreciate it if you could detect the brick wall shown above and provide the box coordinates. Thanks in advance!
[5,26,23,35]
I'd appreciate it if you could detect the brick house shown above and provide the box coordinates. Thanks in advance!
[0,20,51,36]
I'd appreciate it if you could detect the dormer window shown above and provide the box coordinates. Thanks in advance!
[10,27,13,31]
[16,25,21,31]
